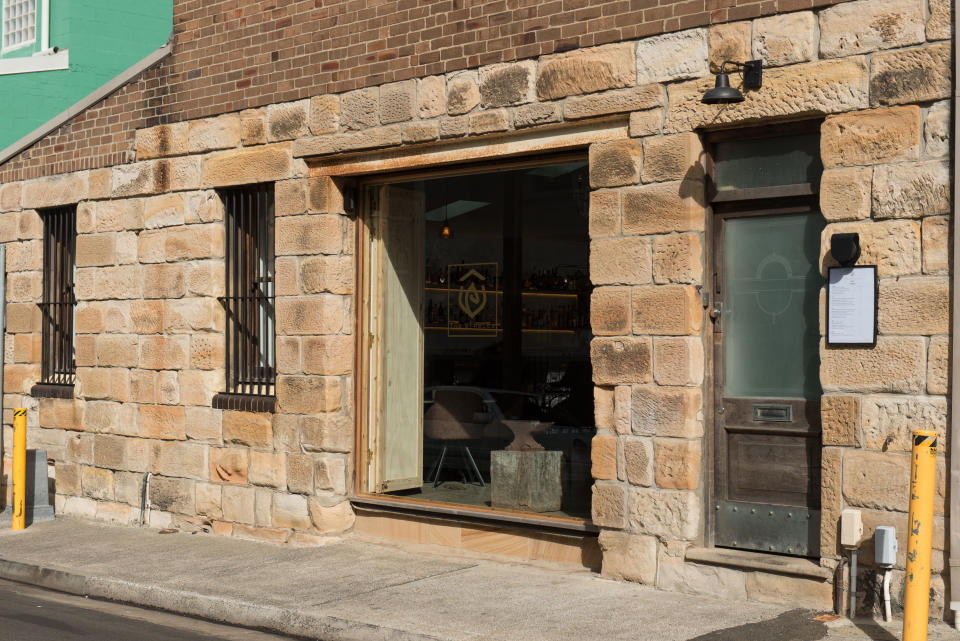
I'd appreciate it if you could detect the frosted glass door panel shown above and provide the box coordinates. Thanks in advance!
[713,134,822,191]
[723,213,824,399]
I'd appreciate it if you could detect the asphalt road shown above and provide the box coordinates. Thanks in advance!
[0,578,298,641]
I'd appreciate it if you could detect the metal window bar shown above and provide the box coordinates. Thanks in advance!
[38,206,76,386]
[218,184,275,397]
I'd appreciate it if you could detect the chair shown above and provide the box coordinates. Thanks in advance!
[423,389,489,487]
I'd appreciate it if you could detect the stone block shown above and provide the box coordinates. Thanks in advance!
[877,277,948,334]
[665,57,868,134]
[870,43,950,107]
[293,126,402,156]
[166,224,224,261]
[631,386,702,437]
[479,61,535,108]
[842,450,910,512]
[589,190,620,238]
[631,285,702,335]
[589,139,641,188]
[491,450,562,512]
[276,296,343,335]
[657,555,747,599]
[138,405,186,440]
[636,29,708,84]
[821,220,920,278]
[564,85,662,120]
[239,108,267,146]
[614,386,632,436]
[150,441,207,480]
[861,394,946,452]
[130,299,164,335]
[286,454,313,494]
[276,214,341,255]
[821,106,921,168]
[628,487,699,540]
[591,434,617,480]
[621,181,705,236]
[209,447,248,484]
[341,87,379,130]
[513,103,561,128]
[222,411,272,448]
[927,0,951,40]
[417,76,445,118]
[654,438,700,490]
[745,573,832,609]
[6,239,41,273]
[591,338,652,385]
[590,287,631,336]
[927,336,948,395]
[139,335,189,371]
[96,335,139,368]
[653,337,703,386]
[143,263,185,299]
[22,172,88,209]
[379,80,416,124]
[112,162,170,198]
[438,116,468,138]
[314,454,346,494]
[590,236,651,287]
[445,70,481,115]
[591,482,626,528]
[821,337,925,393]
[307,176,343,214]
[469,110,510,135]
[753,12,815,67]
[594,388,614,430]
[921,216,947,275]
[148,475,195,515]
[872,161,950,219]
[302,336,353,375]
[653,234,702,284]
[308,499,355,534]
[301,414,353,453]
[188,114,241,153]
[6,302,39,333]
[641,133,703,184]
[628,110,662,137]
[309,95,339,135]
[277,376,341,414]
[819,0,924,58]
[267,100,309,141]
[136,123,189,160]
[598,531,657,584]
[401,122,439,144]
[624,438,653,486]
[142,193,185,229]
[822,395,861,447]
[222,485,255,524]
[924,102,949,159]
[249,450,286,489]
[0,182,21,212]
[81,466,114,501]
[536,42,635,100]
[820,167,872,222]
[201,144,292,188]
[273,493,311,530]
[74,233,115,268]
[708,22,750,73]
[196,483,222,519]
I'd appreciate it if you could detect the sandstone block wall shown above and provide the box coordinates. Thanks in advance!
[0,0,953,614]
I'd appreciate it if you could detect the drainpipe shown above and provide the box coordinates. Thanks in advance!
[949,5,960,628]
[0,245,5,413]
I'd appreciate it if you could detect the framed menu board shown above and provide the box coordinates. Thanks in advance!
[826,265,877,346]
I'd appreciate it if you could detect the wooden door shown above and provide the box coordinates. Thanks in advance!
[712,207,824,557]
[369,183,425,492]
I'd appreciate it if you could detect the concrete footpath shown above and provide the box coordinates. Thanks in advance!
[0,518,953,641]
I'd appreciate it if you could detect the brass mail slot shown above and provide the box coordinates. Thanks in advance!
[753,404,792,422]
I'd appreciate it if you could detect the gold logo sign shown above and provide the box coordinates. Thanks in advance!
[458,269,488,319]
[447,263,499,337]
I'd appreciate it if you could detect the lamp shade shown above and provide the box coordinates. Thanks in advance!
[701,72,744,104]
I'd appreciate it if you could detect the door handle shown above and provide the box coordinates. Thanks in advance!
[709,302,722,330]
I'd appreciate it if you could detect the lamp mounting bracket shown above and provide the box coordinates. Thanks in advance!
[719,59,763,90]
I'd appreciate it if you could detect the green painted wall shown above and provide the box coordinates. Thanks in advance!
[0,0,172,151]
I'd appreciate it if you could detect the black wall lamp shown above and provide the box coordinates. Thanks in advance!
[701,60,763,104]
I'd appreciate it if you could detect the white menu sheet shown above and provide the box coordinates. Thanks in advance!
[827,266,876,344]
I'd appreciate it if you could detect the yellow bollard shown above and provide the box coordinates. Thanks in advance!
[903,429,937,641]
[11,408,26,531]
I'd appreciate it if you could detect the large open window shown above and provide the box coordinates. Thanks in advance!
[360,156,594,522]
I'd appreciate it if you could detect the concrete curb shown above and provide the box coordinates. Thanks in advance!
[0,557,446,641]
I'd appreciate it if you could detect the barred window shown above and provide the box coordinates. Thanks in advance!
[33,206,76,398]
[2,0,36,52]
[213,184,276,412]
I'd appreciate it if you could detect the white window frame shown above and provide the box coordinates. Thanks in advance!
[0,0,67,75]
[1,0,37,54]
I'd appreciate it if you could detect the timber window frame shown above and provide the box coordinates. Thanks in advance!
[32,204,76,398]
[212,183,277,413]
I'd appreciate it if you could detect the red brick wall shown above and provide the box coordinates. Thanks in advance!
[1,0,850,182]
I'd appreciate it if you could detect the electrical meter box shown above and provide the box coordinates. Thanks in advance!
[875,526,898,567]
[840,508,863,548]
